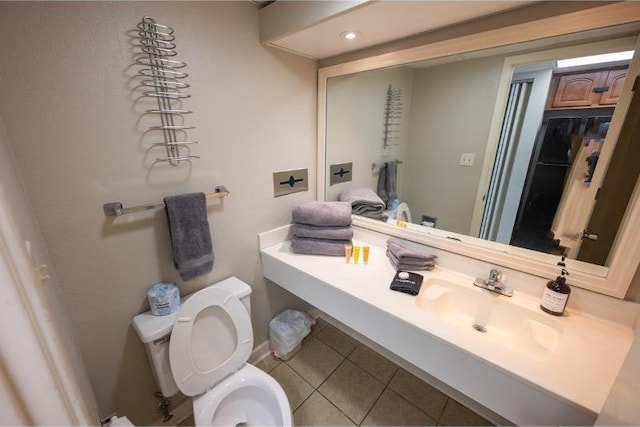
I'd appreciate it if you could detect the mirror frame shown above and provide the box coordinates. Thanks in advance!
[317,2,640,298]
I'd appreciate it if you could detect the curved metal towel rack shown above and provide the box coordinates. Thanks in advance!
[135,16,198,165]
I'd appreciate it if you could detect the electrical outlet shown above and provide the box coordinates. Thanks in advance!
[460,153,475,167]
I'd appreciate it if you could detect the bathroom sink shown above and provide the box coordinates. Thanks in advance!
[415,278,562,361]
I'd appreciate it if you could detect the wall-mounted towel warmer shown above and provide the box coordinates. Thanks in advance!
[103,186,229,217]
[135,16,197,165]
[382,84,403,149]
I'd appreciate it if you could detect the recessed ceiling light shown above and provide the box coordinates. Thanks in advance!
[557,50,634,68]
[340,31,360,41]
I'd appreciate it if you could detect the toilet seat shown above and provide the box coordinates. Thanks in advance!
[169,286,253,397]
[396,202,412,223]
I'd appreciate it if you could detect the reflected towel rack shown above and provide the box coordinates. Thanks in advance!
[103,185,229,217]
[371,160,403,171]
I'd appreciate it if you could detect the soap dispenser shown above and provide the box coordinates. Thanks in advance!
[540,256,571,316]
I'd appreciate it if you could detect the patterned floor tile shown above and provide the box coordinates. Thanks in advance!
[362,388,437,426]
[293,391,355,426]
[388,368,448,420]
[348,344,398,384]
[316,324,359,357]
[439,399,493,426]
[319,359,385,424]
[269,363,314,411]
[285,337,343,388]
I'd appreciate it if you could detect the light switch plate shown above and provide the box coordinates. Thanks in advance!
[460,153,475,167]
[329,162,352,185]
[273,168,308,197]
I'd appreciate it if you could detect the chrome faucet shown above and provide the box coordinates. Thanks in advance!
[474,268,513,297]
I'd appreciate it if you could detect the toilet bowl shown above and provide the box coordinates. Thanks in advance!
[132,277,292,427]
[193,364,290,426]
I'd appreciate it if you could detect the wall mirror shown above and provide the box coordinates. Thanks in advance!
[318,4,640,298]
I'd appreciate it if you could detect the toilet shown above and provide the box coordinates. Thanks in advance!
[132,277,292,426]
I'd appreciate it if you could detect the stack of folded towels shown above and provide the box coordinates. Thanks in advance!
[291,200,353,256]
[338,188,388,221]
[386,238,437,271]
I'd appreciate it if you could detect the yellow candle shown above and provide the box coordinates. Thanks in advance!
[344,245,352,263]
[353,246,361,263]
[363,246,370,264]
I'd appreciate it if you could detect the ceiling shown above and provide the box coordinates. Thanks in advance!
[260,1,534,59]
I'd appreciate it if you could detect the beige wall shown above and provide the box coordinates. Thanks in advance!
[0,2,316,424]
[0,115,99,424]
[326,67,412,201]
[404,56,504,234]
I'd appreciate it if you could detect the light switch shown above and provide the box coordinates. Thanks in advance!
[273,168,308,197]
[460,153,475,167]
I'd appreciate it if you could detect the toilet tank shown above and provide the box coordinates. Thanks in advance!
[132,277,252,397]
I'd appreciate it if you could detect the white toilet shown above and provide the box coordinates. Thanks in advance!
[132,277,292,426]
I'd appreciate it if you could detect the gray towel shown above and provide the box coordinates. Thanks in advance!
[387,238,437,271]
[293,223,354,240]
[338,188,389,221]
[386,161,398,202]
[386,249,435,271]
[292,201,352,227]
[377,164,389,204]
[164,192,214,281]
[291,236,351,257]
[376,161,398,205]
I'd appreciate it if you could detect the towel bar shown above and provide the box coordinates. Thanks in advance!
[103,185,229,217]
[371,160,403,171]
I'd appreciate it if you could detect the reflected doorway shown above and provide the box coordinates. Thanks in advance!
[511,113,611,253]
[480,51,631,260]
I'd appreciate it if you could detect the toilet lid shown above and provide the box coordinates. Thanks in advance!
[169,286,253,397]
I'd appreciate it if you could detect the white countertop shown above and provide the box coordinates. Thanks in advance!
[261,233,635,415]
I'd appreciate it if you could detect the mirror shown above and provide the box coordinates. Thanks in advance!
[318,4,640,298]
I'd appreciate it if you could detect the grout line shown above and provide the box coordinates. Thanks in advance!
[285,350,355,426]
[283,319,492,426]
[290,388,313,416]
[313,355,347,391]
[315,387,358,426]
[437,397,452,425]
[359,382,388,426]
[283,336,347,389]
[281,360,315,392]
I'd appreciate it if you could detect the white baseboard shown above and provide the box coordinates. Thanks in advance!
[249,339,272,365]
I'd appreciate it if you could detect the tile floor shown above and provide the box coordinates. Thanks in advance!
[254,318,494,426]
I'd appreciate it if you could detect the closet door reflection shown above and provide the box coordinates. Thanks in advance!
[515,112,612,257]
